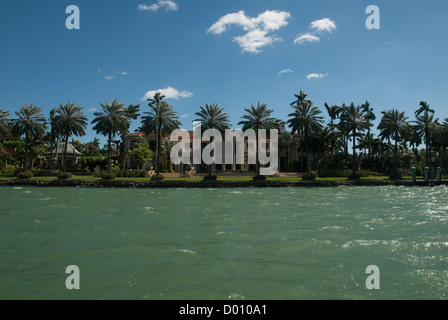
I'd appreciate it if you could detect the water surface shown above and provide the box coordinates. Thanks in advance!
[0,186,447,299]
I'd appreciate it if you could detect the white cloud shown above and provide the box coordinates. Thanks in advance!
[277,69,294,77]
[234,29,281,54]
[307,73,328,80]
[294,18,336,46]
[87,108,97,113]
[294,33,320,45]
[207,10,291,53]
[141,86,193,101]
[105,71,130,80]
[310,18,336,33]
[180,114,190,119]
[138,1,178,12]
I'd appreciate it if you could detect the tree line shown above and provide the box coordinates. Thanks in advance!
[0,90,447,179]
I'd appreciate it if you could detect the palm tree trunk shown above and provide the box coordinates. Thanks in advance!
[107,130,112,173]
[121,133,127,170]
[23,131,29,171]
[300,136,304,172]
[63,134,69,173]
[352,129,356,175]
[156,124,161,175]
[305,130,309,173]
[394,138,398,172]
[286,146,289,172]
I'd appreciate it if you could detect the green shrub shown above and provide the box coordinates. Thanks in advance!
[57,171,72,180]
[357,170,372,177]
[302,173,316,181]
[1,164,19,176]
[93,166,101,177]
[167,160,174,173]
[84,157,107,172]
[203,175,218,181]
[151,174,165,182]
[253,175,267,181]
[101,171,116,180]
[16,171,33,180]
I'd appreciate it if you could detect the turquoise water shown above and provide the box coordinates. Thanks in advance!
[0,186,447,300]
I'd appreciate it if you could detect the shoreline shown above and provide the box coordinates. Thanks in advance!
[0,179,446,188]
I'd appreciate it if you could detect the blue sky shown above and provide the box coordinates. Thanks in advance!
[1,0,447,144]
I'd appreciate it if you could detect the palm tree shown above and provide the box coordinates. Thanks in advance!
[362,100,376,161]
[324,103,340,128]
[415,101,434,117]
[194,103,231,176]
[238,102,279,176]
[141,92,181,175]
[0,109,10,141]
[11,103,47,171]
[120,104,140,169]
[161,140,176,171]
[377,109,409,174]
[92,99,130,173]
[278,132,299,171]
[48,108,59,168]
[54,101,88,172]
[414,111,440,168]
[287,96,324,173]
[290,90,309,107]
[339,103,371,175]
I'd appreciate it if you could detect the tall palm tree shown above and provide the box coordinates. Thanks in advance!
[92,99,130,173]
[0,109,10,141]
[324,103,341,128]
[415,101,434,117]
[54,101,88,172]
[339,103,371,175]
[287,97,324,172]
[48,108,59,168]
[238,102,279,176]
[362,100,376,161]
[194,103,231,176]
[290,90,309,107]
[11,103,47,171]
[141,93,181,175]
[377,109,409,173]
[120,104,140,169]
[337,103,351,156]
[278,132,299,171]
[414,111,440,168]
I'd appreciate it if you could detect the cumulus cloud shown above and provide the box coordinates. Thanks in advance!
[310,18,337,33]
[307,73,328,80]
[105,71,130,81]
[277,69,294,77]
[294,18,336,46]
[137,1,178,12]
[207,10,291,53]
[294,33,320,45]
[141,86,193,101]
